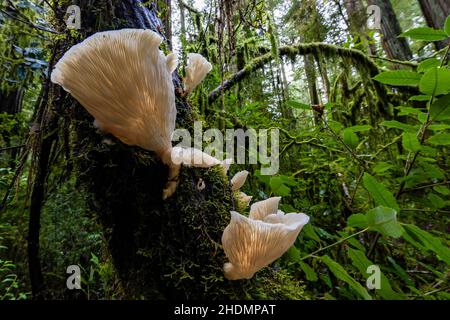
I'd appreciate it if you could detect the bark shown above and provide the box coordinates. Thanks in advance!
[418,0,450,50]
[368,0,412,61]
[0,88,24,167]
[42,0,308,299]
[304,54,321,124]
[27,48,59,298]
[344,0,377,55]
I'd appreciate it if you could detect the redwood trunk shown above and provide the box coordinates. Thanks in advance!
[418,0,450,50]
[368,0,413,61]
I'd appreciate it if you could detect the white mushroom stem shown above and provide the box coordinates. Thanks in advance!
[222,210,309,280]
[184,53,212,94]
[161,147,233,199]
[230,170,249,191]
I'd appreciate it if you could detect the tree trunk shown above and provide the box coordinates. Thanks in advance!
[368,0,413,61]
[304,54,322,125]
[344,0,377,55]
[41,0,308,299]
[418,0,450,50]
[0,88,24,167]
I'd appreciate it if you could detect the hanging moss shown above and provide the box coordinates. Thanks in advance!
[208,42,392,118]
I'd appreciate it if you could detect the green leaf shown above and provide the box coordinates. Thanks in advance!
[321,255,372,300]
[347,213,368,228]
[408,95,431,101]
[365,206,403,238]
[402,224,450,264]
[363,173,400,212]
[430,93,450,121]
[419,67,450,96]
[269,176,291,196]
[299,261,318,281]
[395,106,426,116]
[417,58,440,73]
[373,162,394,174]
[401,27,448,41]
[347,248,405,300]
[429,124,450,131]
[302,224,321,242]
[343,128,359,148]
[287,100,310,110]
[428,193,445,209]
[433,185,450,196]
[427,133,450,145]
[445,15,450,36]
[386,257,415,288]
[402,132,421,152]
[373,71,421,86]
[381,120,417,132]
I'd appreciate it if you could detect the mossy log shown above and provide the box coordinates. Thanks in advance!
[42,0,309,299]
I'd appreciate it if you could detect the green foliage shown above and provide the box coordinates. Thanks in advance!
[0,0,449,301]
[372,71,421,86]
[320,255,372,300]
[362,174,400,212]
[400,27,448,41]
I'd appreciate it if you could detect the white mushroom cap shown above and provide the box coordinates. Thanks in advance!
[249,197,281,220]
[230,170,249,191]
[222,211,309,280]
[51,29,177,157]
[184,53,212,94]
[51,29,223,200]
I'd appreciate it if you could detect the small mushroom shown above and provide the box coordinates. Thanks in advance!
[230,170,249,191]
[236,192,252,207]
[184,53,213,94]
[221,210,309,280]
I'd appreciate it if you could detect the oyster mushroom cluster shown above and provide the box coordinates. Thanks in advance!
[51,29,217,199]
[51,29,309,281]
[223,172,310,280]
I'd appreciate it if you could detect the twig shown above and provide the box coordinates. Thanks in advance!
[300,228,369,260]
[370,55,418,68]
[0,144,26,152]
[0,8,59,34]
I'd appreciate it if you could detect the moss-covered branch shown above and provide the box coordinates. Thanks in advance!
[208,42,389,112]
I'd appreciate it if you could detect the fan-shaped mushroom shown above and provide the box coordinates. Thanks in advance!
[184,53,213,94]
[51,29,218,199]
[221,210,309,280]
[230,170,249,191]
